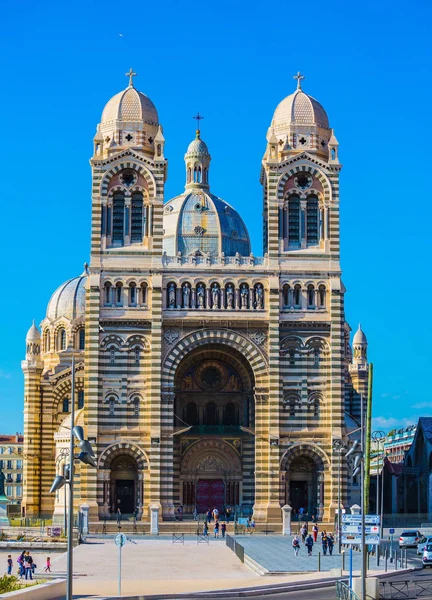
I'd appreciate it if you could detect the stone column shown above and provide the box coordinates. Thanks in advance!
[206,287,211,308]
[282,504,292,535]
[191,288,196,309]
[80,504,90,535]
[220,288,225,309]
[150,503,159,534]
[175,286,181,309]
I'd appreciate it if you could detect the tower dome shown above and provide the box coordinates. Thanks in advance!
[95,69,160,159]
[46,274,87,321]
[163,128,250,257]
[353,324,367,346]
[272,88,329,130]
[26,320,41,342]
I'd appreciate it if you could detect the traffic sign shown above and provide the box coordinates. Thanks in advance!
[389,528,395,534]
[342,525,380,534]
[342,514,380,525]
[342,533,380,545]
[115,533,127,547]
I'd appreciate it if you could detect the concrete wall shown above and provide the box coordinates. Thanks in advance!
[1,579,66,600]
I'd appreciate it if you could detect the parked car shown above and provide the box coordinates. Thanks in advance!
[423,544,432,568]
[417,536,432,555]
[399,530,422,548]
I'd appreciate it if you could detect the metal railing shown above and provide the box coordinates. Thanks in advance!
[226,534,244,563]
[379,579,432,599]
[335,581,360,600]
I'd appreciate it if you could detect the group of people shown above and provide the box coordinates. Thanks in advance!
[293,523,335,556]
[203,507,227,538]
[6,552,51,580]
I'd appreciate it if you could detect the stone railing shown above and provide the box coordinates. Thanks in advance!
[162,252,267,267]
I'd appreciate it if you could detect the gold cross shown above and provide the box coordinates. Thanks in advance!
[126,68,137,87]
[293,71,305,90]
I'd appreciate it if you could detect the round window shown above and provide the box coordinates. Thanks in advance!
[295,173,313,190]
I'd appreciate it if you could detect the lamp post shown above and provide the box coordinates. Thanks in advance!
[49,357,96,600]
[372,431,385,515]
[332,438,346,554]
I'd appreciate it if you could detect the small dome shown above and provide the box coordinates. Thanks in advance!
[101,86,158,126]
[26,321,40,341]
[47,275,87,321]
[353,324,367,345]
[163,192,250,257]
[186,133,210,156]
[272,89,329,130]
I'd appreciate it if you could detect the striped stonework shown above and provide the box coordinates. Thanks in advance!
[22,80,367,525]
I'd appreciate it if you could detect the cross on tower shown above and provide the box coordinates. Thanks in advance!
[126,68,137,87]
[293,71,305,90]
[193,112,204,136]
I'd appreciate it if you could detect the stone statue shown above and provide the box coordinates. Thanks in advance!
[226,284,234,309]
[197,284,205,308]
[241,284,249,308]
[255,284,264,309]
[183,283,190,308]
[168,283,176,307]
[211,283,220,308]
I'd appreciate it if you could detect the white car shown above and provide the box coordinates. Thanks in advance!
[417,536,432,555]
[399,530,422,548]
[423,544,432,568]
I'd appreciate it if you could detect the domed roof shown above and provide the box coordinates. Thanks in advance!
[46,275,87,321]
[26,320,40,341]
[272,88,329,129]
[163,192,250,257]
[353,324,367,345]
[101,85,158,126]
[186,133,210,156]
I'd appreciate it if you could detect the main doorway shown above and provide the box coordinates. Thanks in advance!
[115,480,135,513]
[290,480,308,512]
[110,455,138,515]
[196,479,225,513]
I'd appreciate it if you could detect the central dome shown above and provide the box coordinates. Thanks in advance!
[163,192,250,257]
[46,274,87,321]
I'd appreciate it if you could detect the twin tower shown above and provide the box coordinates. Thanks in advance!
[22,70,368,524]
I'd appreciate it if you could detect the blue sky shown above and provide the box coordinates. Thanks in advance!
[0,0,431,433]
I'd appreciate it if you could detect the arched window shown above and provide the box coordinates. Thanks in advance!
[140,283,148,306]
[135,348,140,365]
[62,397,69,413]
[167,282,177,308]
[78,328,85,350]
[112,192,125,244]
[282,284,290,309]
[186,402,199,425]
[294,284,302,308]
[129,282,137,306]
[204,402,218,426]
[224,402,237,426]
[307,285,315,308]
[109,346,115,364]
[78,390,84,409]
[131,192,143,242]
[306,196,319,245]
[115,282,123,306]
[109,396,115,416]
[318,285,326,308]
[132,396,140,416]
[59,328,67,351]
[288,196,300,246]
[187,167,191,183]
[104,282,112,306]
[44,329,50,352]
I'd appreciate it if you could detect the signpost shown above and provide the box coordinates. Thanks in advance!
[389,528,395,561]
[341,514,381,546]
[115,533,127,596]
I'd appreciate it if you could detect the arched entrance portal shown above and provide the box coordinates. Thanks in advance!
[172,343,255,515]
[110,455,138,515]
[281,445,327,517]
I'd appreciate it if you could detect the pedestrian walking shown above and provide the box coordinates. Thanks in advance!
[300,524,307,544]
[24,552,33,580]
[193,506,198,521]
[203,522,208,536]
[116,508,122,525]
[212,506,219,522]
[226,507,231,521]
[17,551,25,579]
[321,533,328,555]
[328,534,334,556]
[44,556,51,572]
[7,555,12,575]
[206,508,212,523]
[214,521,219,538]
[305,534,314,556]
[292,536,300,556]
[313,523,318,542]
[221,522,226,538]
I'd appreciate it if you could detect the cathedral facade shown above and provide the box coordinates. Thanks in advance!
[22,71,369,523]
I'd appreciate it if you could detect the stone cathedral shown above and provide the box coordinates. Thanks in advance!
[22,70,369,523]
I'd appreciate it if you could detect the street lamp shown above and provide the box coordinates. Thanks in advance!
[332,438,346,554]
[49,357,96,600]
[57,448,70,535]
[372,430,385,529]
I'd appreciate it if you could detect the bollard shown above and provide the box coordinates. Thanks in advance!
[404,548,408,569]
[342,550,345,571]
[318,551,321,572]
[395,550,398,570]
[385,549,388,572]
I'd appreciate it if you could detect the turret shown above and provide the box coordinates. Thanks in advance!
[184,126,211,191]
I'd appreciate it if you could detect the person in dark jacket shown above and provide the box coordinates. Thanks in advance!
[327,533,334,556]
[305,534,314,556]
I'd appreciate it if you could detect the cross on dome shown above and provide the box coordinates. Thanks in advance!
[293,71,305,90]
[193,112,204,138]
[126,68,137,87]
